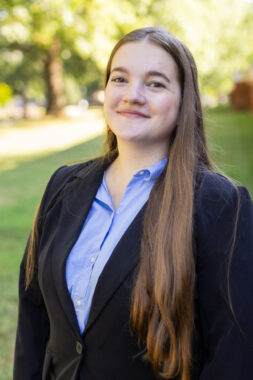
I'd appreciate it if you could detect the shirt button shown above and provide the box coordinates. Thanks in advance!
[90,257,95,263]
[76,341,83,355]
[139,171,144,175]
[76,300,81,306]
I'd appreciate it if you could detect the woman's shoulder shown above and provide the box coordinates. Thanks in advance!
[194,165,252,221]
[51,158,97,180]
[40,158,104,214]
[195,166,240,204]
[193,167,253,261]
[48,156,106,185]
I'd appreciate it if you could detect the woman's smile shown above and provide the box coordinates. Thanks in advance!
[117,108,150,118]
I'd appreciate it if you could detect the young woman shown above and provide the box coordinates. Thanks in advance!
[14,27,253,380]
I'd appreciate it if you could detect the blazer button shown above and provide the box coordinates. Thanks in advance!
[76,341,83,355]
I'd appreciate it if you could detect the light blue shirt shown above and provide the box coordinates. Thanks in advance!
[66,158,167,333]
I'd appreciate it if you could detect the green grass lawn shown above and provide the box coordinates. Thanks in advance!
[0,107,252,379]
[205,107,253,193]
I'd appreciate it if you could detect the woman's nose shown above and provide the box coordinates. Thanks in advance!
[122,82,146,105]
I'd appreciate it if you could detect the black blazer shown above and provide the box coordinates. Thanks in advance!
[14,158,253,380]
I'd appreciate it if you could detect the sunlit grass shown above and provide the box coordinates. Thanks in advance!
[205,107,253,193]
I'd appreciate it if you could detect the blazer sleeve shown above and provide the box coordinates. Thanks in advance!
[195,174,253,379]
[13,166,68,380]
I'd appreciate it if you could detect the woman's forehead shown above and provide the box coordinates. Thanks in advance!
[110,40,179,79]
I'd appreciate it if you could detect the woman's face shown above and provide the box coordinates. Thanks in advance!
[104,40,181,150]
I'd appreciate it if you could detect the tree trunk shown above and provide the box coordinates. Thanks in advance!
[20,89,29,119]
[44,38,65,116]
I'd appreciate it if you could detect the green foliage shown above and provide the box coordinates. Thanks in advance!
[0,0,253,104]
[63,55,103,101]
[146,0,253,94]
[0,48,45,97]
[64,75,83,104]
[0,82,12,105]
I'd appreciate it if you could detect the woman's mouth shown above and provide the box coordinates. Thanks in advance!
[117,109,150,119]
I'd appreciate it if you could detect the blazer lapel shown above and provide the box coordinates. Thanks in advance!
[50,156,148,337]
[84,204,147,334]
[50,160,107,336]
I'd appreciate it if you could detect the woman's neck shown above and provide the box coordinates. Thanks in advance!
[107,140,168,185]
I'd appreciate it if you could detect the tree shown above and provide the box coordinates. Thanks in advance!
[0,0,146,115]
[0,0,252,115]
[0,0,85,115]
[146,0,253,94]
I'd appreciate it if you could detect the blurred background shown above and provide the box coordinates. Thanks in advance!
[0,0,253,378]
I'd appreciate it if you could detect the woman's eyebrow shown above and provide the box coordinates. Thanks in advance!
[146,71,171,83]
[110,67,171,84]
[111,66,128,74]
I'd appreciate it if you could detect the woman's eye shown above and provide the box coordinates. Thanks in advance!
[148,81,165,88]
[111,77,126,83]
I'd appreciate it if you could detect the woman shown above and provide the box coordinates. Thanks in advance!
[14,27,253,380]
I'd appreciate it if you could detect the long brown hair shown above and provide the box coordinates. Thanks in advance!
[104,27,212,379]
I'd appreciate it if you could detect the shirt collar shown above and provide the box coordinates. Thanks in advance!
[133,157,167,182]
[96,157,168,206]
